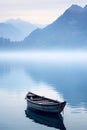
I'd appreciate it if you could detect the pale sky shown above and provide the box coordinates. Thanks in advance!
[0,0,87,24]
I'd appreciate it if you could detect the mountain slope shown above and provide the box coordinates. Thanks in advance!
[0,19,38,41]
[6,19,38,41]
[24,4,87,49]
[0,23,20,41]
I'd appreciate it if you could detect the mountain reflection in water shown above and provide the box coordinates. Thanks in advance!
[25,107,66,130]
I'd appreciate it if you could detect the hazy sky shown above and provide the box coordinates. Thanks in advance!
[0,0,87,24]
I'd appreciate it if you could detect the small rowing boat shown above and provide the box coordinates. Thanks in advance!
[25,92,66,113]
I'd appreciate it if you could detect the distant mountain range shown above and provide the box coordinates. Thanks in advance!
[0,19,45,41]
[0,4,87,49]
[6,19,38,41]
[0,22,20,41]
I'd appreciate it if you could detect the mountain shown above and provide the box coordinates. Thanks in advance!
[6,19,46,41]
[0,23,20,41]
[23,4,87,49]
[6,19,38,41]
[0,4,87,49]
[0,19,39,41]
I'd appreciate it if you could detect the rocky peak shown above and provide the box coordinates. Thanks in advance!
[68,4,82,12]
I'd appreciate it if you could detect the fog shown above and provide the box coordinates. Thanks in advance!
[0,50,87,65]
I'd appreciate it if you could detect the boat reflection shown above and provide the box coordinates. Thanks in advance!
[25,107,66,130]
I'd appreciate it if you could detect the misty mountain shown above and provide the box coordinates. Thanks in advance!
[23,4,87,49]
[0,19,38,41]
[0,23,20,41]
[6,19,38,41]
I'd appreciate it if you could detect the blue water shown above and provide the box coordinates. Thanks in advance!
[0,51,87,130]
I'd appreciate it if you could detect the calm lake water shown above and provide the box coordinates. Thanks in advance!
[0,51,87,130]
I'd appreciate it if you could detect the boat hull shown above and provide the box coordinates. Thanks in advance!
[25,92,66,113]
[26,100,60,113]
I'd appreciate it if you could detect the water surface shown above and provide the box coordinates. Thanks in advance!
[0,51,87,130]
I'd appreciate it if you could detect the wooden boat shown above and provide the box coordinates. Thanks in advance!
[25,92,66,113]
[25,107,66,130]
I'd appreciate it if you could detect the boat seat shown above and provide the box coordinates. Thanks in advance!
[31,97,42,101]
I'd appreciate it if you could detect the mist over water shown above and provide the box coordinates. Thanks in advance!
[0,50,87,65]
